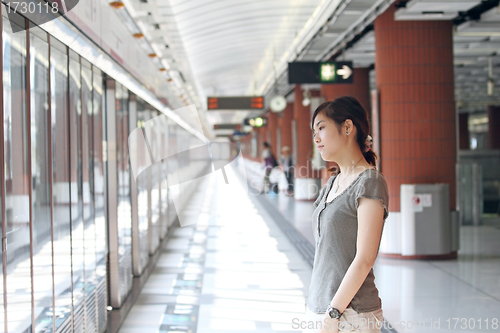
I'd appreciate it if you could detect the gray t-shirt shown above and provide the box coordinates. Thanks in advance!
[306,168,389,314]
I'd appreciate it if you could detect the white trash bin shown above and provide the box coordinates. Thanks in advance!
[400,184,455,256]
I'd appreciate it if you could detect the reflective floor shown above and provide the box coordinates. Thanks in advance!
[119,165,312,333]
[376,225,500,333]
[118,164,500,333]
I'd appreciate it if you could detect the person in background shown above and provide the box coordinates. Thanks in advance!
[280,146,294,196]
[261,142,273,194]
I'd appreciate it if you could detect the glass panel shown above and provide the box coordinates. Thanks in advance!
[156,113,168,239]
[167,118,178,226]
[161,157,168,239]
[68,51,84,333]
[50,40,72,331]
[3,14,32,333]
[0,9,6,333]
[136,100,149,273]
[81,61,97,332]
[145,108,160,254]
[30,29,53,333]
[116,83,132,302]
[0,119,3,333]
[92,70,107,332]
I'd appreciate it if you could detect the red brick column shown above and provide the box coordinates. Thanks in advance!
[458,113,469,150]
[375,4,456,212]
[293,86,321,199]
[320,67,371,185]
[267,110,278,156]
[487,105,500,149]
[241,134,252,158]
[255,127,263,160]
[278,103,293,151]
[243,128,261,163]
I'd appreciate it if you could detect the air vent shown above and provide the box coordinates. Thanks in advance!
[422,11,445,16]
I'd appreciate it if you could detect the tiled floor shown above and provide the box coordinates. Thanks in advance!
[119,163,500,332]
[264,192,316,246]
[375,225,500,333]
[119,165,312,333]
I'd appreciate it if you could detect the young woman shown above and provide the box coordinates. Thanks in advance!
[305,96,389,333]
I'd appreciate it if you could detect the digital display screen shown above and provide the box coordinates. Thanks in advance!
[207,96,264,110]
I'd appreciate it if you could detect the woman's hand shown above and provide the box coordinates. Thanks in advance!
[319,315,339,333]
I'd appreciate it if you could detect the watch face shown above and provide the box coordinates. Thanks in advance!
[328,307,341,319]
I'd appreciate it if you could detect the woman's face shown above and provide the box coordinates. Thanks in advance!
[313,112,345,162]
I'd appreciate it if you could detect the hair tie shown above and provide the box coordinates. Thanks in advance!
[364,135,373,153]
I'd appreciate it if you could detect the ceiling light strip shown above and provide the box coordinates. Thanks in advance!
[317,0,396,61]
[113,0,199,110]
[256,0,344,95]
[41,13,208,143]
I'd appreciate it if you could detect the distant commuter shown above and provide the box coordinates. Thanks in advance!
[280,146,294,195]
[305,96,389,332]
[261,142,277,194]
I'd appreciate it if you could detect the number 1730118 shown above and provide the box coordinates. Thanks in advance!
[5,1,60,14]
[445,318,498,330]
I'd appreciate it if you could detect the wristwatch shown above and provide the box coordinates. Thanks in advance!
[326,306,342,319]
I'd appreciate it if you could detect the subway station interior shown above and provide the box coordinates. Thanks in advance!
[0,0,499,332]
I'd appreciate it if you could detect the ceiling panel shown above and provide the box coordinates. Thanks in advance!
[395,0,481,20]
[165,0,324,98]
[128,0,499,123]
[406,0,481,12]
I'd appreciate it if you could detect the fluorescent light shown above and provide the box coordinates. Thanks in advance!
[456,32,500,37]
[422,11,444,17]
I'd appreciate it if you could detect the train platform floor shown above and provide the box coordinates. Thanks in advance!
[117,166,500,333]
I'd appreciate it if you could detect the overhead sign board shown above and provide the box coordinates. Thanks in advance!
[207,96,264,110]
[288,61,353,84]
[213,124,242,130]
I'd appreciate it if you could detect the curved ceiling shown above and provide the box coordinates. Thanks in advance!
[166,0,324,97]
[126,0,500,132]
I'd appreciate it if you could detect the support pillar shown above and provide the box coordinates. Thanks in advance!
[458,113,470,150]
[255,126,263,161]
[487,105,500,149]
[267,110,278,156]
[240,134,250,158]
[375,3,457,259]
[241,135,247,157]
[278,102,293,151]
[293,86,321,200]
[278,102,294,165]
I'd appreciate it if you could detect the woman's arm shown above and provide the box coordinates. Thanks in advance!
[320,197,385,332]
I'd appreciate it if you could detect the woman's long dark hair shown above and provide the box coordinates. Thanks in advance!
[311,96,377,173]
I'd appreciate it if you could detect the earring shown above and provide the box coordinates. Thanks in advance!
[346,132,349,135]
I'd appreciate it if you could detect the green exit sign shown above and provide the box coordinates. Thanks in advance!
[320,63,337,82]
[288,61,353,84]
[320,62,353,83]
